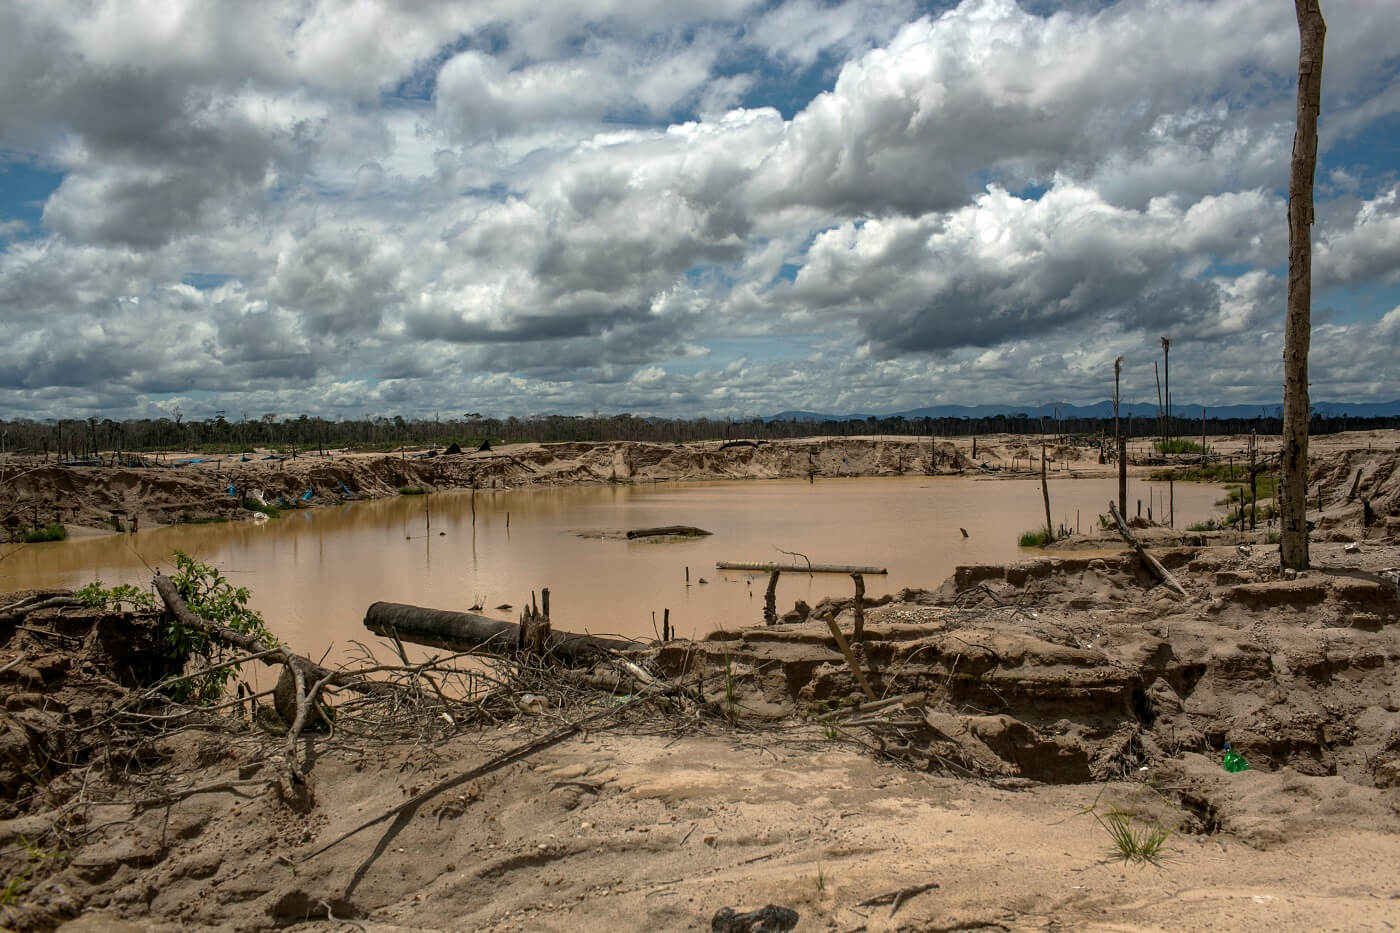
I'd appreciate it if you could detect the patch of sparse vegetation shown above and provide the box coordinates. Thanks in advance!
[397,486,426,496]
[21,523,66,543]
[1155,438,1203,455]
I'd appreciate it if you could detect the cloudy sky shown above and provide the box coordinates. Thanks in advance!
[1,0,1397,422]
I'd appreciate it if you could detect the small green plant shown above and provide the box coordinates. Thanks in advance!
[821,723,842,742]
[397,486,426,495]
[76,581,155,612]
[1264,531,1280,545]
[164,551,282,703]
[1095,810,1171,863]
[0,836,69,907]
[21,523,66,543]
[816,862,826,894]
[1018,528,1052,547]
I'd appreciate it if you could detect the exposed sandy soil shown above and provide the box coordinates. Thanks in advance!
[0,433,1397,931]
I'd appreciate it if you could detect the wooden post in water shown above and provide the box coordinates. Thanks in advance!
[763,570,780,626]
[851,573,865,643]
[425,493,430,532]
[663,608,670,641]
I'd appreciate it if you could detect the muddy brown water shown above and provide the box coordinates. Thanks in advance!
[2,476,1224,661]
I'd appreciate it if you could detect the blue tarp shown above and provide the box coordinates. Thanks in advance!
[227,484,237,496]
[302,490,314,501]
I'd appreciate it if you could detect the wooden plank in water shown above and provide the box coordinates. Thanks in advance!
[715,561,887,574]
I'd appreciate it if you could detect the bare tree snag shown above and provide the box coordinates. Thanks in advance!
[1281,0,1326,571]
[1040,443,1054,542]
[1161,336,1171,449]
[1114,356,1125,516]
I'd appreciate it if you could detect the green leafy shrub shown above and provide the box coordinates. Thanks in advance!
[1155,439,1203,454]
[397,486,426,495]
[241,497,280,518]
[76,581,155,612]
[165,551,282,703]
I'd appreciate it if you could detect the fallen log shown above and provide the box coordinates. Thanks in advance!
[363,602,637,663]
[716,561,887,574]
[1107,502,1188,598]
[626,525,712,539]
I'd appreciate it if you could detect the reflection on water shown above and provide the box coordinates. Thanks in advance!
[1,476,1223,660]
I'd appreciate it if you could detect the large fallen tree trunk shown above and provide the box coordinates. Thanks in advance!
[363,602,637,663]
[716,561,887,574]
[1107,502,1188,598]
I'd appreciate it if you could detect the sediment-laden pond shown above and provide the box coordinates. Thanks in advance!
[1,475,1224,657]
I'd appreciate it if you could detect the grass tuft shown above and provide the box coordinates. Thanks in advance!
[1155,439,1203,454]
[1018,528,1052,547]
[1096,810,1171,864]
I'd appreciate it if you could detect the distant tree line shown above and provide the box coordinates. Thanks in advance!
[0,409,1395,458]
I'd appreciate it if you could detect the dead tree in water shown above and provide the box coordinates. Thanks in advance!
[1281,0,1326,571]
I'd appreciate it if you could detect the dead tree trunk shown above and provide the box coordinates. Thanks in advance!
[1281,0,1326,571]
[1161,336,1171,449]
[1114,356,1125,516]
[1041,443,1054,542]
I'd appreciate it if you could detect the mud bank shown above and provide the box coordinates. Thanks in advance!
[1,437,971,536]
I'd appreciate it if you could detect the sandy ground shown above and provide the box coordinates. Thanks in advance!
[0,432,1397,931]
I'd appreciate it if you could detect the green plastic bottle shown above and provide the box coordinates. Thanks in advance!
[1222,742,1249,773]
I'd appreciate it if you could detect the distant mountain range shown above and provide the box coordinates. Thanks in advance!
[767,400,1400,422]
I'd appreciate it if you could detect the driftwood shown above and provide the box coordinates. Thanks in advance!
[1106,502,1188,598]
[824,618,876,701]
[363,602,635,663]
[717,561,887,575]
[762,570,780,626]
[626,525,712,539]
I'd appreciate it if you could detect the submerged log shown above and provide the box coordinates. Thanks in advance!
[716,561,887,575]
[626,525,712,539]
[363,602,636,663]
